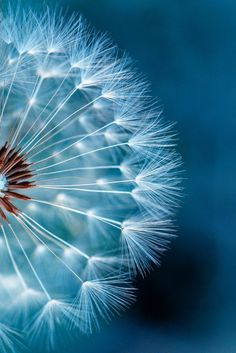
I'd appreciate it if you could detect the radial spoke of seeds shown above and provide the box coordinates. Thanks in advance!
[10,51,51,146]
[21,215,70,252]
[7,129,101,180]
[30,120,115,165]
[8,222,51,301]
[1,224,28,290]
[34,142,128,172]
[25,88,113,156]
[21,212,90,260]
[10,76,44,146]
[36,165,120,178]
[21,85,101,154]
[3,83,97,184]
[37,186,131,195]
[37,179,134,187]
[26,95,113,157]
[20,85,77,153]
[30,199,122,230]
[17,216,84,283]
[35,175,123,183]
[0,55,22,128]
[29,133,103,161]
[18,66,72,146]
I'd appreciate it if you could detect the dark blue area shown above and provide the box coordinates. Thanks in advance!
[25,0,236,351]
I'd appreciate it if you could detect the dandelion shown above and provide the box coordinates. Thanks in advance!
[0,5,181,351]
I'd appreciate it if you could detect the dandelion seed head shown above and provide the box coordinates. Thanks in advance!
[0,4,181,351]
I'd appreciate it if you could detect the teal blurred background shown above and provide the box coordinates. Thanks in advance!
[19,0,236,352]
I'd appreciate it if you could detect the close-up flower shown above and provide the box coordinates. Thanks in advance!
[0,1,233,352]
[0,4,181,353]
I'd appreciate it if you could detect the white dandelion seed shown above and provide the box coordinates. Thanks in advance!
[0,4,181,352]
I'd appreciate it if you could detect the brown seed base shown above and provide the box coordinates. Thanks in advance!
[0,143,35,222]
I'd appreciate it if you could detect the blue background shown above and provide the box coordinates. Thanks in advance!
[21,0,236,352]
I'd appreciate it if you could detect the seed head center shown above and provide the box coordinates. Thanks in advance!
[0,174,7,194]
[0,143,35,222]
